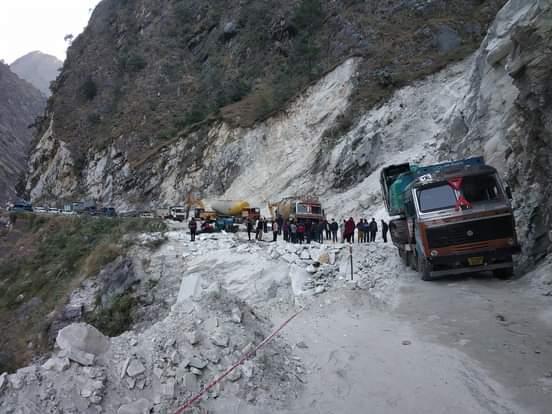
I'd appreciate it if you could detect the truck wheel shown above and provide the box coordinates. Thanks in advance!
[407,251,416,270]
[418,255,433,281]
[493,267,514,279]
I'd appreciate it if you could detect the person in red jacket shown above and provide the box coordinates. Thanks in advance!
[344,217,356,243]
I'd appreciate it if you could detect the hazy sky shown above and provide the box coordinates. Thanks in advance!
[0,0,102,64]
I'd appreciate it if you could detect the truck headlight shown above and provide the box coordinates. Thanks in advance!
[430,250,439,257]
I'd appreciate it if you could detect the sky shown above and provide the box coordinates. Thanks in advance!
[0,0,102,64]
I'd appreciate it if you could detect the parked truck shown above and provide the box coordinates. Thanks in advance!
[268,196,325,223]
[380,157,520,280]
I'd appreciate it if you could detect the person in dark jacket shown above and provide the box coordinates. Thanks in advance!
[283,222,290,242]
[311,221,318,244]
[381,219,389,243]
[305,221,312,244]
[369,218,378,242]
[189,217,197,242]
[330,219,339,243]
[256,218,264,241]
[297,222,305,244]
[246,218,254,241]
[345,217,355,243]
[323,219,331,240]
[319,221,325,243]
[277,214,284,235]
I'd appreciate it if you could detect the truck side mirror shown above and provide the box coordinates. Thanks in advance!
[505,186,513,200]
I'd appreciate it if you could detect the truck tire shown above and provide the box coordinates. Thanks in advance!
[418,255,433,281]
[493,266,514,279]
[407,251,416,270]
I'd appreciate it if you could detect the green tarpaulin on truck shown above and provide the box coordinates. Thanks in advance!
[389,166,418,213]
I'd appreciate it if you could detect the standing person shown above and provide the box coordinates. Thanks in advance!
[345,217,355,244]
[297,222,305,244]
[330,219,339,243]
[272,220,279,242]
[246,218,254,241]
[340,220,346,243]
[290,220,297,243]
[305,221,312,244]
[263,218,268,234]
[357,220,364,244]
[283,221,290,242]
[363,219,370,243]
[310,221,318,244]
[256,218,264,241]
[277,214,284,235]
[189,217,197,242]
[381,219,389,243]
[324,219,331,240]
[319,221,325,243]
[369,218,378,242]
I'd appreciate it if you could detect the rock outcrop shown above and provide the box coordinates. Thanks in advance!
[10,51,62,97]
[25,0,503,207]
[0,62,46,205]
[439,0,552,265]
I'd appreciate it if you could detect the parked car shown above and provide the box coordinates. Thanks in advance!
[62,210,77,216]
[8,201,33,213]
[48,208,62,214]
[101,207,117,217]
[34,206,48,214]
[140,212,155,219]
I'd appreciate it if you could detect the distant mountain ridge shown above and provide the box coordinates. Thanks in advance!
[0,62,46,205]
[10,51,62,97]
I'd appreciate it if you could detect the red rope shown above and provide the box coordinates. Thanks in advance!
[173,307,304,414]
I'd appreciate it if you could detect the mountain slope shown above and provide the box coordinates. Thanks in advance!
[26,0,505,206]
[0,63,46,205]
[10,51,62,97]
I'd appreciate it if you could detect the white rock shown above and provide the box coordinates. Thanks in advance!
[65,348,95,366]
[190,367,202,376]
[189,356,207,369]
[314,286,326,295]
[0,373,6,391]
[117,398,152,414]
[126,359,146,377]
[162,379,176,397]
[183,372,199,393]
[227,368,241,382]
[306,265,318,274]
[177,273,202,303]
[42,357,70,372]
[300,250,311,260]
[120,357,131,379]
[211,331,230,347]
[282,253,297,263]
[56,323,109,357]
[205,317,218,332]
[242,361,254,378]
[231,307,242,323]
[289,265,310,295]
[185,330,199,345]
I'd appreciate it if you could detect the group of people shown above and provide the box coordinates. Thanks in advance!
[243,215,389,245]
[342,217,389,243]
[188,214,389,244]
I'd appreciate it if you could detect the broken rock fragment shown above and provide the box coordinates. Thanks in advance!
[126,359,146,377]
[117,398,152,414]
[56,323,109,366]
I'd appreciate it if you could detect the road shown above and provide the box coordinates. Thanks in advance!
[275,264,552,413]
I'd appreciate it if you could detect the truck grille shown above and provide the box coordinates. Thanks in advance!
[426,215,514,248]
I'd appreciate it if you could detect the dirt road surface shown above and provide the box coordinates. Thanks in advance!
[275,258,552,413]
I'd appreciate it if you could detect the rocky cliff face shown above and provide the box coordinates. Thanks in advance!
[0,63,46,205]
[438,0,552,265]
[26,0,504,207]
[10,51,62,97]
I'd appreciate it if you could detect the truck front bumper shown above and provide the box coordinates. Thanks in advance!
[427,245,520,277]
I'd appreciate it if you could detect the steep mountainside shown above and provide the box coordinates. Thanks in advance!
[10,51,62,97]
[26,0,505,205]
[0,63,46,205]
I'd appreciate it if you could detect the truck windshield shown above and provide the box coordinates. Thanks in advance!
[296,203,308,214]
[418,185,457,212]
[462,174,503,202]
[311,205,322,215]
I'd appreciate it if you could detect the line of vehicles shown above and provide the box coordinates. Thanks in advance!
[380,156,520,280]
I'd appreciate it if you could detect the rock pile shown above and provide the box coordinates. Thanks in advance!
[0,285,303,413]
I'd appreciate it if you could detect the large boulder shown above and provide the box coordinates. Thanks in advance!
[56,323,110,357]
[117,398,152,414]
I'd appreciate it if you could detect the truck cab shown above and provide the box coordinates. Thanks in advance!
[382,157,520,280]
